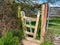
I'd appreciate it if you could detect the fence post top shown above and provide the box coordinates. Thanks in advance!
[21,11,25,17]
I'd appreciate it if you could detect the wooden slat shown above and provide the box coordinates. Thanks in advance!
[25,24,35,28]
[23,16,37,21]
[49,15,60,17]
[25,31,34,35]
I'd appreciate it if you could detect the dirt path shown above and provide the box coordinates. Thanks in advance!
[22,40,39,45]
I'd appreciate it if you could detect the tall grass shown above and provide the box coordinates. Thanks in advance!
[0,31,21,45]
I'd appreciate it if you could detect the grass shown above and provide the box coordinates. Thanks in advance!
[48,18,60,34]
[0,31,20,45]
[40,41,53,45]
[40,17,60,45]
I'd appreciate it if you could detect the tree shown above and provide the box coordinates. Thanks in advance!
[15,0,38,6]
[15,0,41,13]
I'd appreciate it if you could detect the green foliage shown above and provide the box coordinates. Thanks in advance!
[14,0,41,14]
[12,2,19,17]
[11,30,25,40]
[40,42,53,45]
[11,1,25,39]
[0,31,20,45]
[12,2,24,37]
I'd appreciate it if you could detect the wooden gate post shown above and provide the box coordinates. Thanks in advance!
[40,4,48,43]
[18,6,21,18]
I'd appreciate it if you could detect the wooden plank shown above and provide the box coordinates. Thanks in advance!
[23,16,37,21]
[22,40,39,45]
[26,37,40,43]
[25,31,34,35]
[34,10,40,38]
[25,24,35,28]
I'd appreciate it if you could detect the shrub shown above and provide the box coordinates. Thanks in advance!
[0,31,21,45]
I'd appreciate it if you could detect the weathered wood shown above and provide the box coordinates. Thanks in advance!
[25,24,35,28]
[23,16,37,21]
[22,39,40,45]
[40,4,48,43]
[34,10,40,38]
[25,31,34,35]
[20,10,27,38]
[18,6,21,18]
[26,37,40,43]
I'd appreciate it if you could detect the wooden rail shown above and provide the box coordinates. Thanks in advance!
[23,16,37,21]
[25,24,35,28]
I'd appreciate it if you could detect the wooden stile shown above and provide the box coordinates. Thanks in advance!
[18,4,48,44]
[20,10,40,41]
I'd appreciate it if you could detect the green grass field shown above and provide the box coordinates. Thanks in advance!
[48,18,60,34]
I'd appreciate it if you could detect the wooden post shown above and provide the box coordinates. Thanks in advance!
[18,6,21,18]
[40,4,48,43]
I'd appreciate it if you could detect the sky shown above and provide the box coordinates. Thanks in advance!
[49,1,60,7]
[38,0,47,4]
[32,0,60,7]
[38,0,60,7]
